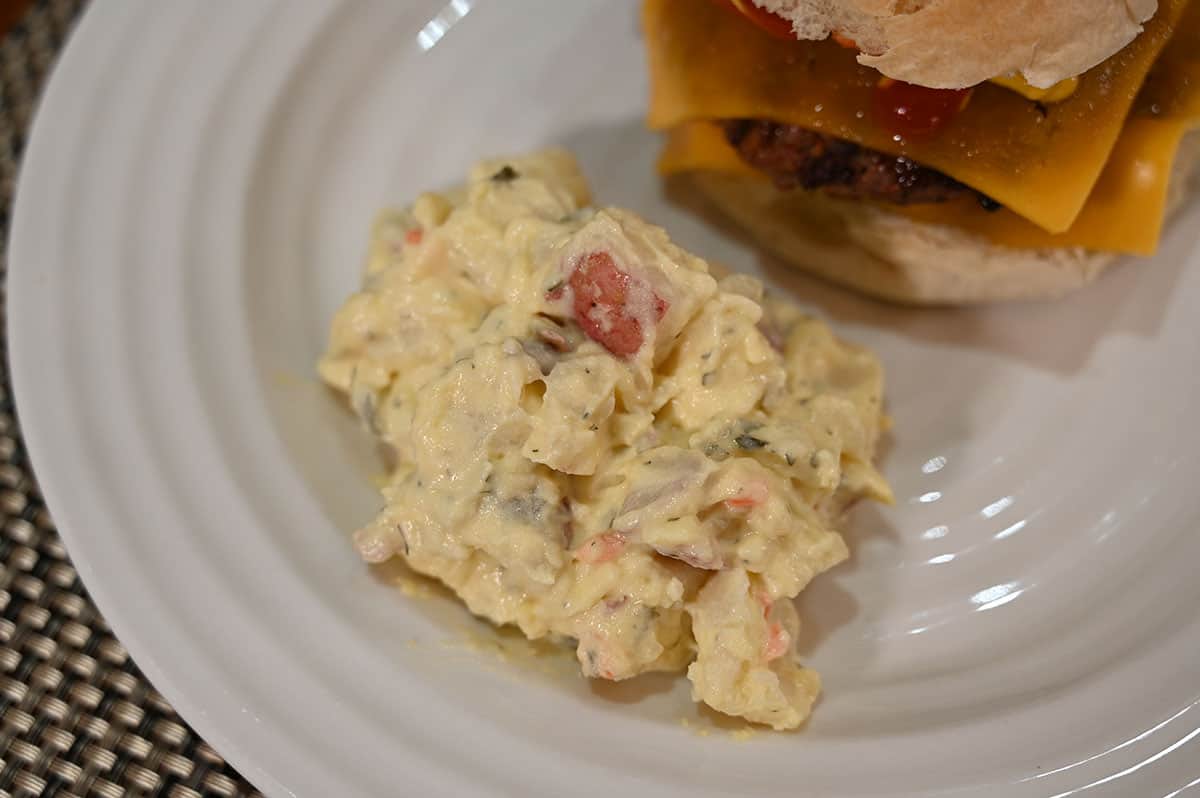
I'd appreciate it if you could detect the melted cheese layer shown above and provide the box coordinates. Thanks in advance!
[654,0,1200,256]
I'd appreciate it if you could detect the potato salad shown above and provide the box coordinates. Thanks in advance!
[318,151,891,730]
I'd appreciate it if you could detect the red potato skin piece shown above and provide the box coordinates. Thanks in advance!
[550,251,668,358]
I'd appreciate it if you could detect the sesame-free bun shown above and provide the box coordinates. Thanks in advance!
[683,134,1198,305]
[753,0,1158,89]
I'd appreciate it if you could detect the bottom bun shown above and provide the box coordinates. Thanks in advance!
[686,134,1199,305]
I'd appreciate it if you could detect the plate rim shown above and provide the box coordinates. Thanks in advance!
[9,4,307,796]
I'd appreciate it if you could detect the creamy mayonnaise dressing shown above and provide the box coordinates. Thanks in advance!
[319,151,891,729]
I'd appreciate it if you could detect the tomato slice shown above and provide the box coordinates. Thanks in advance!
[872,77,973,138]
[715,1,969,141]
[566,252,667,358]
[717,0,796,40]
[831,31,857,49]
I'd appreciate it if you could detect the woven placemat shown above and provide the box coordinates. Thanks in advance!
[0,3,262,796]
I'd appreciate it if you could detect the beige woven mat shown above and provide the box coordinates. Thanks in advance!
[0,2,263,796]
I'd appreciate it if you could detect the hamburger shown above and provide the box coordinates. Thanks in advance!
[644,0,1200,303]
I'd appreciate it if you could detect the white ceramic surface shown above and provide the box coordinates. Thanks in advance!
[9,2,1200,796]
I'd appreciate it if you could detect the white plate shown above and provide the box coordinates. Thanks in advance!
[9,2,1200,796]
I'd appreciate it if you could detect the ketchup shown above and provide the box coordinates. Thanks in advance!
[872,78,972,138]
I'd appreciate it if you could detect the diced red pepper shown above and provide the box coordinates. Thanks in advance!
[405,228,423,245]
[722,482,769,512]
[575,531,627,565]
[754,589,773,619]
[763,621,790,661]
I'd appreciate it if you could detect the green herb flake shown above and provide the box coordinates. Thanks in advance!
[735,434,767,450]
[491,165,519,182]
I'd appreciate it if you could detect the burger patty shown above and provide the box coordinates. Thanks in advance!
[723,119,1001,210]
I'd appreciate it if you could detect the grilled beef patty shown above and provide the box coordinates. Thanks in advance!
[723,119,1000,210]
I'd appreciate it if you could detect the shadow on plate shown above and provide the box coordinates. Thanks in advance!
[589,670,679,704]
[791,500,899,673]
[792,577,860,662]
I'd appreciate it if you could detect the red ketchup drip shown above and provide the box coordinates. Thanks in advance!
[872,78,972,138]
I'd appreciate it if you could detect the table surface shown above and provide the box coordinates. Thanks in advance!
[0,2,262,795]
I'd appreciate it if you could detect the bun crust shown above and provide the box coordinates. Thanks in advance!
[683,133,1198,305]
[753,0,1158,89]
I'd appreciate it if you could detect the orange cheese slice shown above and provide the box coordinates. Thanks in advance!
[902,8,1200,257]
[643,0,1191,234]
[659,112,1197,255]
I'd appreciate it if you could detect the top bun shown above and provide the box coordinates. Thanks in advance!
[753,0,1158,89]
